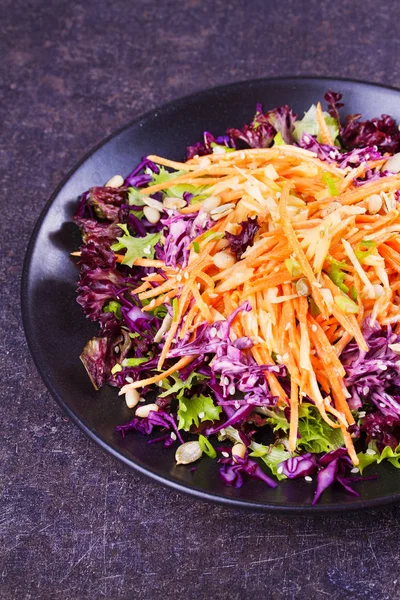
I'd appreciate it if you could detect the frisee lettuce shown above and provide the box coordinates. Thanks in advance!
[178,394,222,431]
[249,443,290,480]
[265,404,344,453]
[293,104,339,145]
[151,167,209,199]
[357,442,400,474]
[111,224,161,267]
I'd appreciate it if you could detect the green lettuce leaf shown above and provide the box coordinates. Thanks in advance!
[103,300,122,319]
[158,371,208,398]
[177,394,222,431]
[293,104,339,144]
[127,188,146,206]
[259,404,343,453]
[297,403,344,453]
[263,407,290,434]
[151,167,209,199]
[249,443,290,480]
[357,442,400,474]
[111,224,161,267]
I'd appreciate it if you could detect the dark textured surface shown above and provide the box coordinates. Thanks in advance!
[1,1,400,598]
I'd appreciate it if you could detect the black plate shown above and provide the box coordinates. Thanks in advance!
[22,77,400,512]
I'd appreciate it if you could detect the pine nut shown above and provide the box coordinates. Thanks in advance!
[142,196,165,211]
[384,152,400,174]
[125,388,140,408]
[143,206,161,224]
[163,197,186,209]
[105,174,124,188]
[232,443,246,461]
[367,194,382,215]
[202,196,221,212]
[210,203,235,217]
[373,284,384,298]
[213,250,236,269]
[175,441,203,465]
[135,403,159,418]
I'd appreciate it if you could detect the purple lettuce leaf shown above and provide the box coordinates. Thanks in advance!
[225,216,260,260]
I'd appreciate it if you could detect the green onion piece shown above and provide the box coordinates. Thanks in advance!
[308,297,321,316]
[355,240,377,263]
[322,173,339,197]
[172,298,179,322]
[334,295,359,314]
[200,231,225,242]
[122,357,148,367]
[193,241,200,254]
[350,285,358,302]
[198,434,217,459]
[111,364,122,375]
[328,262,349,294]
[285,258,302,277]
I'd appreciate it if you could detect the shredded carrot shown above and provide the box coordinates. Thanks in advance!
[316,101,334,146]
[110,144,400,467]
[288,379,299,452]
[119,355,196,392]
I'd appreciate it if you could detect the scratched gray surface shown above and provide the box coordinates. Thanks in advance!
[1,1,400,598]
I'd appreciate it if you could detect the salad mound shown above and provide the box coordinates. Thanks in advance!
[73,91,400,504]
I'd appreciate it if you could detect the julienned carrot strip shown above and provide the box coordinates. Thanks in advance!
[141,289,177,311]
[322,274,369,352]
[339,174,400,205]
[379,244,400,271]
[308,322,353,425]
[288,379,299,452]
[316,101,334,146]
[279,183,328,316]
[251,345,288,406]
[119,355,196,393]
[179,204,202,214]
[132,258,168,268]
[179,302,199,338]
[138,278,178,300]
[157,282,194,369]
[146,155,194,171]
[341,425,359,466]
[191,284,213,322]
[108,146,400,467]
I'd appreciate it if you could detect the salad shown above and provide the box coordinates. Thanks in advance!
[73,91,400,504]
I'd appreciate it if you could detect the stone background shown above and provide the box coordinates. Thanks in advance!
[1,1,399,598]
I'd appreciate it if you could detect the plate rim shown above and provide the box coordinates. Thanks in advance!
[21,75,400,513]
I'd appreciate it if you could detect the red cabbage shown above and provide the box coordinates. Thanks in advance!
[225,216,260,259]
[116,409,184,445]
[342,319,400,417]
[279,453,317,478]
[219,455,278,488]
